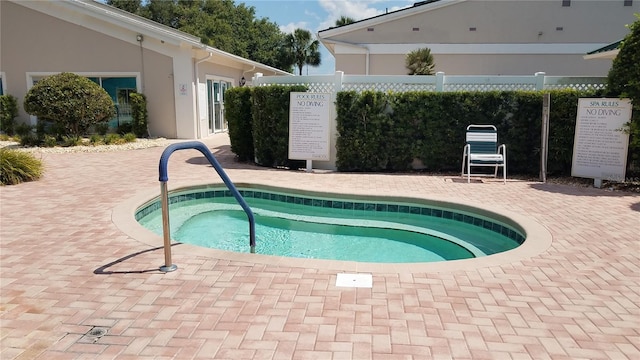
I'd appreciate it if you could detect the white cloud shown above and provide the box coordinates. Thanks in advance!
[316,0,413,32]
[279,21,311,34]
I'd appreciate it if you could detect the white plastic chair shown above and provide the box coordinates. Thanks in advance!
[461,125,506,184]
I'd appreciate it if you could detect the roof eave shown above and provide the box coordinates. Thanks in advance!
[318,0,465,39]
[583,49,619,60]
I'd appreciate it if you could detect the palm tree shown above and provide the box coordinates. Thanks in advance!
[335,16,355,27]
[405,47,435,75]
[284,29,322,75]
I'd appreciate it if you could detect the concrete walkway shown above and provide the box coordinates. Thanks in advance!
[1,133,638,359]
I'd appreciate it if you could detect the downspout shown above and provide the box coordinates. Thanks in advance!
[365,47,370,75]
[194,51,213,138]
[242,65,256,85]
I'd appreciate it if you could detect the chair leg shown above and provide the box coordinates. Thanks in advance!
[467,160,471,183]
[503,163,507,185]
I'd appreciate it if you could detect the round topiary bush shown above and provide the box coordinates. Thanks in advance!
[0,148,44,185]
[23,72,115,138]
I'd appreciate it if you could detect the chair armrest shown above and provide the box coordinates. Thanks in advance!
[463,144,470,155]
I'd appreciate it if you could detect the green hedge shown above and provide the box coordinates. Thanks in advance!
[251,85,307,168]
[0,95,19,136]
[225,87,638,177]
[225,87,254,161]
[336,90,601,175]
[130,92,149,138]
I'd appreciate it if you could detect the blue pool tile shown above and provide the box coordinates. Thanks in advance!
[343,202,354,210]
[432,209,443,218]
[354,202,364,211]
[443,210,453,219]
[421,208,431,216]
[399,205,410,214]
[387,204,398,213]
[410,207,421,215]
[483,220,493,230]
[364,203,375,211]
[332,201,343,209]
[376,204,387,212]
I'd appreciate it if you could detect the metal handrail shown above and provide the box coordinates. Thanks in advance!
[157,141,256,272]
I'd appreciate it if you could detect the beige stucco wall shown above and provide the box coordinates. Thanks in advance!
[339,53,615,76]
[331,0,637,44]
[326,0,638,76]
[0,1,177,138]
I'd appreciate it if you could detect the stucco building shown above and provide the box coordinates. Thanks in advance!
[0,0,290,139]
[318,0,637,76]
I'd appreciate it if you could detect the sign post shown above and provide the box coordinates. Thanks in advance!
[288,92,331,171]
[571,98,632,187]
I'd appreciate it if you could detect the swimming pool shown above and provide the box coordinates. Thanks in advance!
[135,184,525,263]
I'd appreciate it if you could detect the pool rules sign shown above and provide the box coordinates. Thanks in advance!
[288,92,331,163]
[571,98,632,183]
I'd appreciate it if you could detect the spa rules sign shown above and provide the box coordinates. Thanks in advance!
[571,98,632,181]
[288,92,331,161]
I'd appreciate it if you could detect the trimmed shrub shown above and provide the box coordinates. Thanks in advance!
[607,14,640,175]
[336,90,597,175]
[251,85,307,168]
[225,86,254,161]
[0,95,19,135]
[23,72,115,138]
[130,92,149,137]
[0,148,44,185]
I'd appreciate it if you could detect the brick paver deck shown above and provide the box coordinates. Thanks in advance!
[1,133,638,359]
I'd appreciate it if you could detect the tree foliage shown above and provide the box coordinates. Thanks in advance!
[107,0,294,72]
[607,14,640,164]
[284,29,322,75]
[405,47,435,75]
[23,73,115,138]
[336,16,356,26]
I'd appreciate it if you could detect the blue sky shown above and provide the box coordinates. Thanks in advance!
[243,0,415,74]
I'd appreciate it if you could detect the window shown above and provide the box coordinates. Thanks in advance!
[562,0,570,6]
[82,76,137,128]
[28,73,138,129]
[624,0,632,6]
[0,73,4,95]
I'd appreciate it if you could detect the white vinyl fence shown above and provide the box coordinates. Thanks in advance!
[253,71,606,94]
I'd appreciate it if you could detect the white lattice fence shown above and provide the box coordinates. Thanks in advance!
[543,76,607,91]
[444,83,537,92]
[252,72,606,94]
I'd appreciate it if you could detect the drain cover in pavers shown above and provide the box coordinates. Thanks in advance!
[446,178,483,183]
[77,326,109,344]
[336,273,372,288]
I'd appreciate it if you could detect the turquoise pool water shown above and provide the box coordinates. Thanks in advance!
[136,185,524,263]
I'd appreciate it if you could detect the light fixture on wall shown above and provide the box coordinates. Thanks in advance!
[239,76,246,87]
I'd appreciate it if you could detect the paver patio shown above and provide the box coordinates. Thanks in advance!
[1,133,638,359]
